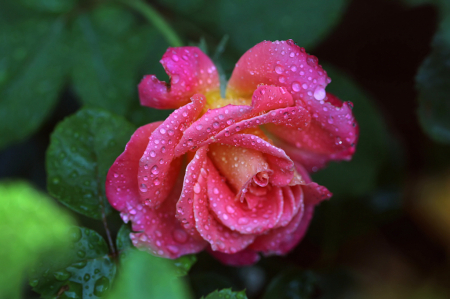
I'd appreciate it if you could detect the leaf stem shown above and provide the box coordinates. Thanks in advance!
[120,0,183,47]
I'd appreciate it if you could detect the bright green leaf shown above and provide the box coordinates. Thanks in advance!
[30,227,116,299]
[0,11,69,150]
[262,269,316,299]
[46,108,136,219]
[107,250,191,299]
[0,180,74,299]
[312,64,391,197]
[70,3,155,116]
[202,288,248,299]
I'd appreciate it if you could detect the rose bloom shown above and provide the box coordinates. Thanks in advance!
[106,40,358,266]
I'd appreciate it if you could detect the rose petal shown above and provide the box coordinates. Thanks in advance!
[275,139,329,172]
[207,159,284,235]
[208,247,260,266]
[175,104,252,157]
[129,175,207,258]
[139,47,220,109]
[193,161,255,253]
[267,93,358,164]
[275,185,304,229]
[137,94,205,208]
[106,121,162,212]
[294,161,332,205]
[250,202,311,256]
[176,146,208,239]
[249,84,294,115]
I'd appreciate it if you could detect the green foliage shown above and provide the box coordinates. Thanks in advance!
[312,64,392,197]
[262,269,316,299]
[30,227,116,299]
[107,250,191,299]
[17,0,78,13]
[70,4,154,116]
[46,108,136,219]
[201,288,248,299]
[0,10,69,150]
[0,181,74,299]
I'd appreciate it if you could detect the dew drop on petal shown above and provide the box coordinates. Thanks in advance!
[139,184,148,192]
[292,81,301,92]
[151,165,159,175]
[313,86,326,101]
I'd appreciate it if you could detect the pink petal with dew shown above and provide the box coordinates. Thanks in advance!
[207,159,284,235]
[226,40,358,164]
[267,92,358,162]
[106,122,162,212]
[137,94,205,208]
[250,202,312,256]
[208,247,260,266]
[294,162,332,205]
[176,146,209,239]
[139,47,220,109]
[130,175,207,258]
[275,139,329,172]
[175,104,252,157]
[274,186,303,229]
[249,84,294,115]
[193,159,255,254]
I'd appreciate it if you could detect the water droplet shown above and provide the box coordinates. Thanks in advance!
[275,65,284,74]
[150,151,156,157]
[30,279,39,287]
[278,75,286,83]
[172,75,180,84]
[313,86,326,101]
[69,227,82,242]
[140,183,148,192]
[292,81,301,92]
[226,205,235,214]
[113,172,119,178]
[54,270,71,281]
[153,178,161,186]
[77,250,86,258]
[172,54,179,61]
[196,124,203,130]
[213,122,219,129]
[194,183,201,194]
[151,165,159,174]
[83,274,90,282]
[93,277,110,297]
[159,128,166,134]
[238,217,249,224]
[213,188,219,194]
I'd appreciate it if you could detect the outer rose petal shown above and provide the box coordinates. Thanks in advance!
[139,47,220,109]
[137,94,205,207]
[208,247,260,266]
[105,123,205,258]
[130,175,207,258]
[227,40,357,167]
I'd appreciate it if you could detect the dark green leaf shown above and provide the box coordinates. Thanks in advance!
[312,64,391,197]
[416,6,450,144]
[0,181,74,299]
[262,269,316,299]
[173,255,197,277]
[30,227,116,299]
[70,3,156,115]
[46,108,136,219]
[173,0,349,53]
[201,288,248,299]
[17,0,78,13]
[107,250,191,299]
[0,12,69,150]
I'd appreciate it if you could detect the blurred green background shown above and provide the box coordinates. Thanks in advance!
[1,0,450,298]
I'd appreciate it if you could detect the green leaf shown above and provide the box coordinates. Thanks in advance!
[312,64,391,197]
[173,255,197,277]
[173,0,349,53]
[107,250,191,299]
[0,180,74,299]
[0,12,69,150]
[46,107,136,219]
[70,3,155,116]
[116,224,197,276]
[262,269,316,299]
[17,0,78,13]
[201,288,248,299]
[30,227,116,299]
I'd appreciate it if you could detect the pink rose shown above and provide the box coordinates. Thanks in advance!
[106,40,358,266]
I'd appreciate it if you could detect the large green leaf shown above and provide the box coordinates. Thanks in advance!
[0,181,74,299]
[46,108,136,219]
[70,3,155,116]
[107,250,191,299]
[0,9,69,150]
[165,0,349,52]
[17,0,78,13]
[312,64,391,197]
[30,227,116,299]
[262,269,316,299]
[202,289,248,299]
